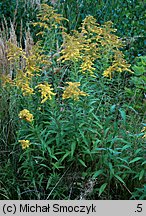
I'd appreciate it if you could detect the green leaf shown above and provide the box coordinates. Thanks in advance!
[134,148,142,155]
[71,142,76,157]
[93,170,103,178]
[46,176,52,190]
[110,104,116,113]
[114,174,125,185]
[104,127,110,137]
[46,137,56,145]
[33,156,46,161]
[79,130,88,145]
[88,128,99,135]
[116,164,131,170]
[109,162,114,175]
[95,148,107,151]
[52,162,64,170]
[142,161,146,165]
[40,128,47,136]
[92,113,103,129]
[40,164,50,170]
[122,144,131,151]
[61,151,70,162]
[94,121,103,130]
[119,108,126,124]
[129,157,143,164]
[47,147,58,161]
[139,169,145,181]
[111,137,131,145]
[78,159,87,167]
[133,65,145,75]
[117,157,129,164]
[99,183,108,196]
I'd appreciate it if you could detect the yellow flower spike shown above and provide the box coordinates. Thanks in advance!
[19,109,34,122]
[103,64,117,79]
[19,140,30,150]
[62,82,88,101]
[103,50,133,78]
[7,42,26,62]
[21,84,34,96]
[141,126,146,139]
[58,33,83,62]
[80,56,96,75]
[36,82,56,103]
[34,3,68,32]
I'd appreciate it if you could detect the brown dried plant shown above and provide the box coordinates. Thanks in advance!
[0,0,41,79]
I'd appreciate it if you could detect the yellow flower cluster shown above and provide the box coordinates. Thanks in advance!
[19,109,34,122]
[103,51,133,78]
[81,15,103,41]
[19,140,30,149]
[3,40,51,96]
[36,82,56,103]
[11,70,34,96]
[33,4,68,34]
[14,70,34,96]
[7,42,26,62]
[25,45,49,76]
[58,33,97,75]
[58,33,83,62]
[7,42,42,78]
[58,20,99,75]
[38,4,67,24]
[80,56,96,76]
[21,83,34,96]
[62,82,88,101]
[141,126,146,139]
[58,15,132,78]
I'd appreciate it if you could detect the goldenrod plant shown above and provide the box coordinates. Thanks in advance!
[58,16,132,78]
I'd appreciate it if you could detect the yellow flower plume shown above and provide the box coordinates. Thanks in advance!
[19,140,30,149]
[62,82,88,101]
[21,83,34,96]
[36,82,56,103]
[19,109,34,122]
[58,33,83,62]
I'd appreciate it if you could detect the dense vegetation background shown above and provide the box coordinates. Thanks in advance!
[0,0,146,199]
